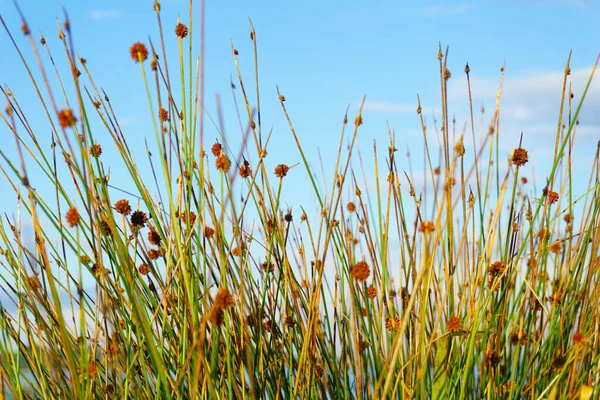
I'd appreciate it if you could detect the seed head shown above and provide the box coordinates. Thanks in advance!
[455,140,465,156]
[488,261,505,277]
[148,249,161,260]
[65,207,80,227]
[130,210,149,228]
[114,199,131,215]
[350,261,370,282]
[148,228,161,246]
[274,164,289,178]
[367,286,377,299]
[385,316,400,332]
[549,241,562,254]
[547,190,559,204]
[27,276,42,290]
[175,23,188,38]
[239,160,252,178]
[446,316,462,332]
[418,221,435,234]
[355,114,363,127]
[130,42,148,62]
[211,142,222,156]
[511,147,529,166]
[347,202,356,212]
[21,22,30,36]
[203,226,215,238]
[216,154,232,172]
[58,109,77,128]
[572,332,588,346]
[138,264,150,275]
[158,107,169,121]
[89,144,102,157]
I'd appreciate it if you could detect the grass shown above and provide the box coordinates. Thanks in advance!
[1,1,600,399]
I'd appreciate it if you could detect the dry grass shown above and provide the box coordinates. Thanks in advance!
[1,2,599,399]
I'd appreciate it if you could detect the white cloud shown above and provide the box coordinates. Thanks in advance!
[89,10,124,19]
[118,117,136,127]
[448,64,600,127]
[424,3,471,17]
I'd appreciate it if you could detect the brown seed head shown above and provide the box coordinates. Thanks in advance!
[455,140,465,156]
[444,67,452,80]
[114,199,132,215]
[489,261,505,277]
[148,249,161,260]
[350,261,370,282]
[511,147,529,166]
[355,114,363,126]
[181,211,197,226]
[347,202,356,212]
[211,142,222,156]
[148,228,161,246]
[549,241,562,254]
[418,221,435,234]
[216,154,232,172]
[572,332,588,346]
[130,42,148,62]
[446,316,462,332]
[138,264,150,275]
[204,226,215,238]
[274,164,289,178]
[175,23,188,38]
[89,144,102,157]
[27,276,42,291]
[548,190,559,203]
[21,22,30,35]
[158,107,169,121]
[385,316,400,332]
[367,286,377,299]
[65,207,80,227]
[58,109,77,128]
[239,160,252,178]
[130,210,148,228]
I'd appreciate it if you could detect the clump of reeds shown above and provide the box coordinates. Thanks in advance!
[0,2,599,399]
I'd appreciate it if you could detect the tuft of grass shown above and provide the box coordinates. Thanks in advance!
[1,2,600,399]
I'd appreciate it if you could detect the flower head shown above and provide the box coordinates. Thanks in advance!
[446,315,462,332]
[58,109,77,128]
[130,210,148,228]
[239,160,252,178]
[274,164,289,178]
[511,147,529,166]
[216,154,231,172]
[148,228,161,246]
[89,144,102,158]
[175,23,188,38]
[130,42,148,62]
[114,199,131,215]
[350,261,370,282]
[65,207,80,227]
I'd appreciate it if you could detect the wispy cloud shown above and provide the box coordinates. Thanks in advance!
[118,117,136,128]
[449,65,600,125]
[424,3,471,17]
[89,9,124,20]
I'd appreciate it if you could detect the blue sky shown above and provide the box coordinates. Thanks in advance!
[1,0,599,235]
